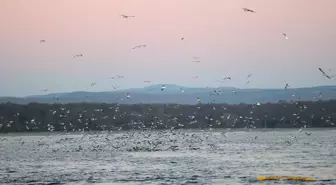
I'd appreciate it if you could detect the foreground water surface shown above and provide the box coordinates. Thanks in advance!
[0,129,335,185]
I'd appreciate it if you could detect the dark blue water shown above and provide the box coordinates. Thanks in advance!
[1,129,335,185]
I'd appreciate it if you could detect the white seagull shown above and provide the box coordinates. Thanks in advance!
[282,33,289,40]
[132,45,146,50]
[318,68,333,79]
[161,85,166,91]
[242,8,256,13]
[120,14,135,19]
[73,54,83,58]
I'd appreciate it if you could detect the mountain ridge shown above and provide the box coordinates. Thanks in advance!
[1,84,335,105]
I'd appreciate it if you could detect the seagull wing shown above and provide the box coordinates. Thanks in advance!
[319,68,331,79]
[319,68,327,75]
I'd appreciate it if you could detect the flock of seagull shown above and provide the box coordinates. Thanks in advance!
[36,7,334,96]
[1,5,335,185]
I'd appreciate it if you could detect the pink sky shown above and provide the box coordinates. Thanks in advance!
[0,0,335,96]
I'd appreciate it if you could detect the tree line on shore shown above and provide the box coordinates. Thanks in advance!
[0,100,335,132]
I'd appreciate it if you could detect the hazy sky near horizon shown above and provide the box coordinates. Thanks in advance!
[1,0,336,97]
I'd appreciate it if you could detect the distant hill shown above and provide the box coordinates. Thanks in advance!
[1,84,335,105]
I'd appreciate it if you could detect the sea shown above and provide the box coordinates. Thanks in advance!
[0,128,335,185]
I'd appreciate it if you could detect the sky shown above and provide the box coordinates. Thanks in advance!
[0,0,336,97]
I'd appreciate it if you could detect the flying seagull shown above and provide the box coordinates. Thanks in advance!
[73,54,83,58]
[90,83,97,87]
[192,60,201,63]
[247,74,252,78]
[132,45,146,50]
[112,85,117,90]
[305,132,312,136]
[144,80,151,83]
[285,83,290,89]
[161,85,166,91]
[110,75,124,79]
[223,77,231,80]
[181,38,184,40]
[120,14,135,19]
[40,40,46,43]
[192,76,199,79]
[242,8,256,13]
[318,68,333,79]
[41,89,48,92]
[282,33,289,40]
